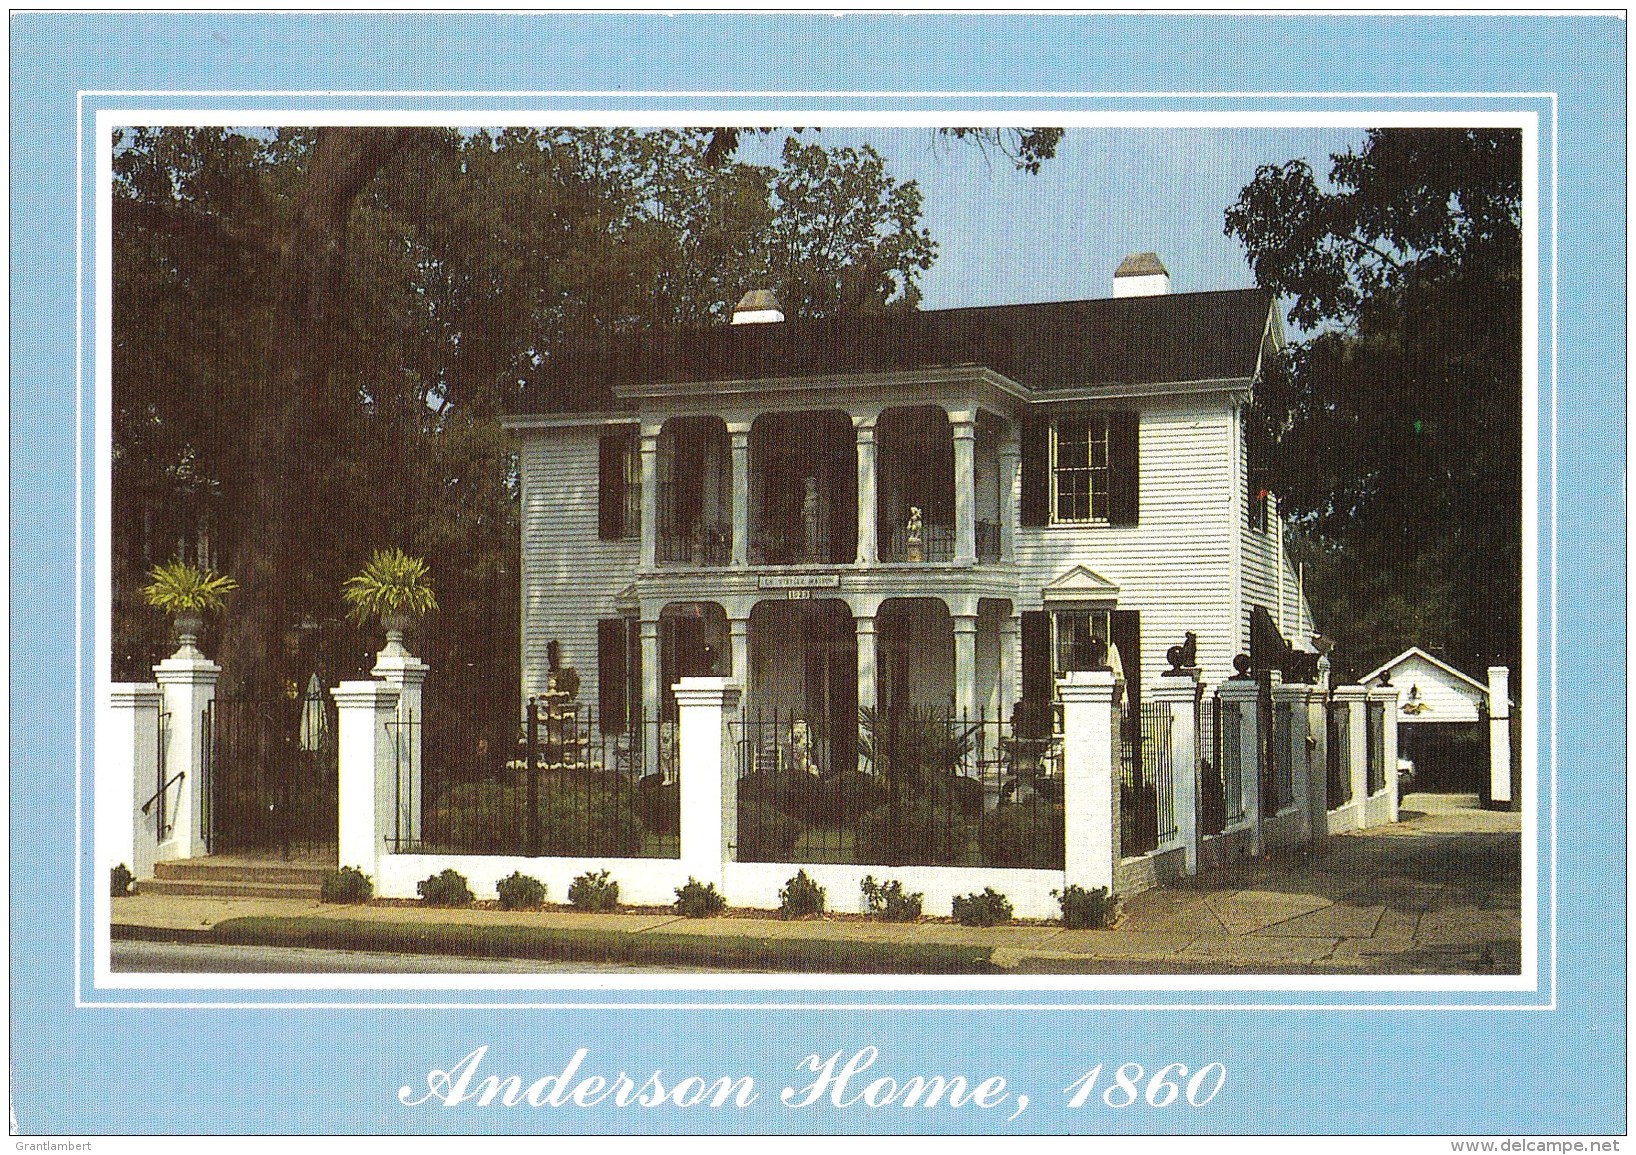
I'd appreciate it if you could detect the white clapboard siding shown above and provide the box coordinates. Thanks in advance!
[518,426,638,716]
[1241,493,1317,657]
[1014,402,1242,689]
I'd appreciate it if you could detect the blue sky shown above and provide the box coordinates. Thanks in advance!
[742,125,1368,313]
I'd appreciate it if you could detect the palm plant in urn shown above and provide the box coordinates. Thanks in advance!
[141,559,238,657]
[342,548,437,654]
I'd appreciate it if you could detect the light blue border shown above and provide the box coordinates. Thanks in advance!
[12,12,1624,1136]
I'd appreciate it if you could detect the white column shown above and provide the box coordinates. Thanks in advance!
[1218,676,1263,855]
[1334,685,1371,828]
[729,423,751,568]
[951,411,977,565]
[997,434,1020,562]
[640,616,662,776]
[1059,670,1117,892]
[1305,687,1331,842]
[1370,684,1401,822]
[106,683,162,879]
[674,676,740,888]
[333,679,401,877]
[153,648,221,861]
[1149,672,1201,874]
[854,415,879,566]
[372,644,430,846]
[952,612,979,722]
[1274,680,1315,843]
[728,614,751,709]
[855,612,878,714]
[639,424,661,570]
[1487,666,1513,808]
[998,614,1020,721]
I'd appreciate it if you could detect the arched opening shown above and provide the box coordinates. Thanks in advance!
[657,416,731,566]
[749,410,856,565]
[876,406,954,561]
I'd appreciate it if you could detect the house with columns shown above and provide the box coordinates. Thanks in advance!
[503,254,1316,768]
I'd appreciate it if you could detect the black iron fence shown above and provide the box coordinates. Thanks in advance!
[1365,698,1387,795]
[729,707,1064,869]
[1269,699,1295,813]
[1119,701,1176,857]
[1326,698,1352,808]
[975,519,1001,562]
[399,698,679,859]
[202,686,338,856]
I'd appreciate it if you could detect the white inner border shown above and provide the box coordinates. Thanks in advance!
[79,98,1552,1011]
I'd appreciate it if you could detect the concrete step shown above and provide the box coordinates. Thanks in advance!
[137,877,324,900]
[153,858,333,886]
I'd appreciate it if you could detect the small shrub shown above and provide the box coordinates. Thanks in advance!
[778,870,826,919]
[951,887,1013,927]
[1054,884,1119,930]
[978,797,1065,869]
[815,770,888,824]
[734,803,805,861]
[860,874,923,922]
[319,866,373,904]
[110,863,135,898]
[495,871,547,911]
[567,869,620,912]
[417,868,475,908]
[674,877,727,918]
[737,769,825,818]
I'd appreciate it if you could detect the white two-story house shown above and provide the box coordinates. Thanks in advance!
[503,254,1315,768]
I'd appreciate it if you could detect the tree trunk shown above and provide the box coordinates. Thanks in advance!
[217,127,411,699]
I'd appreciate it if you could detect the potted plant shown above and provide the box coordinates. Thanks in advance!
[342,548,437,651]
[141,558,237,655]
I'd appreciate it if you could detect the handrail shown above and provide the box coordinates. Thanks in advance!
[140,771,185,817]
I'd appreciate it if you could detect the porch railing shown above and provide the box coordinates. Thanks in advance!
[881,523,955,562]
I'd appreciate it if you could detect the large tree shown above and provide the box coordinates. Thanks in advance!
[1225,128,1522,680]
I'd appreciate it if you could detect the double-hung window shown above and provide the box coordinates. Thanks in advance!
[1051,416,1111,523]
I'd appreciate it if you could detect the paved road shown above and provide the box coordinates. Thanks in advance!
[112,940,715,974]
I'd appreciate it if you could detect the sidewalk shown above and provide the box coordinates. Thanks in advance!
[111,793,1522,975]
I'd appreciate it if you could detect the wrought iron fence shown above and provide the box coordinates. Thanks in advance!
[975,519,1001,562]
[1326,698,1352,808]
[1198,691,1224,836]
[1365,698,1387,795]
[401,697,679,858]
[882,523,955,562]
[202,686,338,856]
[1120,701,1176,857]
[1270,699,1295,812]
[1218,694,1245,826]
[729,707,1063,869]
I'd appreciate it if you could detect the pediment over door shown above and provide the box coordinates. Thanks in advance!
[1041,565,1121,603]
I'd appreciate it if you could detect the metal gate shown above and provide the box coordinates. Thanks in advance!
[202,676,338,856]
[1120,701,1174,857]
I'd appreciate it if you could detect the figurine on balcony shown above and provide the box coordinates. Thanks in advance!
[790,717,817,776]
[802,476,822,560]
[905,505,925,562]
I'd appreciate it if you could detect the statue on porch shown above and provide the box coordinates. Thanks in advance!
[802,476,822,560]
[905,505,924,562]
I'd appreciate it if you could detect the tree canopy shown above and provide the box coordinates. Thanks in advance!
[1225,128,1523,679]
[112,125,958,718]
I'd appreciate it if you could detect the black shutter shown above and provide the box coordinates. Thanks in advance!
[598,432,627,541]
[597,619,628,734]
[1111,610,1141,718]
[1020,414,1049,526]
[1108,411,1139,526]
[1020,611,1052,732]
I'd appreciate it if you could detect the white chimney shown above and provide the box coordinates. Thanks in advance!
[731,288,785,325]
[1113,252,1171,297]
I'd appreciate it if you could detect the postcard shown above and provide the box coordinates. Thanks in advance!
[8,10,1626,1146]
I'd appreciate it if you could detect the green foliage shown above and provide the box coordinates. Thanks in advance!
[495,871,547,911]
[424,776,645,857]
[110,863,135,898]
[140,559,237,615]
[856,798,971,867]
[737,769,825,819]
[978,798,1065,869]
[567,869,620,912]
[778,870,826,919]
[1054,885,1119,930]
[634,773,679,836]
[857,705,978,791]
[342,547,438,623]
[416,868,475,908]
[860,875,923,922]
[1225,128,1522,676]
[319,866,373,904]
[951,888,1013,927]
[733,804,806,862]
[673,877,727,918]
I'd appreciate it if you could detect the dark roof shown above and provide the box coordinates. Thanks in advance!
[511,287,1272,414]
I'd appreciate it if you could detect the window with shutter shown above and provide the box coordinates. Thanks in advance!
[1039,411,1139,526]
